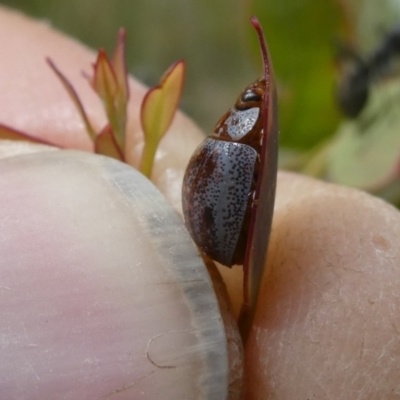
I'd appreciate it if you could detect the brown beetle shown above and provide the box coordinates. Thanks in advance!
[182,78,266,267]
[182,16,278,337]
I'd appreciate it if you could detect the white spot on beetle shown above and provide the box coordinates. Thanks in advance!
[224,107,260,140]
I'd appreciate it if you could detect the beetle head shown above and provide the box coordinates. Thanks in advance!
[211,78,266,146]
[236,78,266,111]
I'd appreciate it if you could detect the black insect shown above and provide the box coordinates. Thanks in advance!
[337,25,400,118]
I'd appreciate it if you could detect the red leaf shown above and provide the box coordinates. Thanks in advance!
[239,17,279,340]
[94,124,124,161]
[92,50,118,106]
[0,123,60,147]
[47,58,96,141]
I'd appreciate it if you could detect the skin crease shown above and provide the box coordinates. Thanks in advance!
[1,5,400,399]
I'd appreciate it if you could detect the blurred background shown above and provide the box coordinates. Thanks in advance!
[2,0,400,206]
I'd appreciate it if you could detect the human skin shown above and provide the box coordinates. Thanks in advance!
[1,6,400,399]
[0,7,235,400]
[246,174,400,399]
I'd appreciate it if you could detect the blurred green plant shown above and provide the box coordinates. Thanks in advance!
[0,28,185,178]
[140,60,185,177]
[245,0,400,207]
[249,0,343,149]
[1,0,344,149]
[289,0,400,205]
[2,0,400,205]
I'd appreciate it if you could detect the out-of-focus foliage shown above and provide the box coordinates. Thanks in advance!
[350,0,400,51]
[3,0,400,205]
[328,80,400,190]
[0,0,343,147]
[323,0,400,203]
[250,0,343,149]
[1,27,184,177]
[1,0,257,136]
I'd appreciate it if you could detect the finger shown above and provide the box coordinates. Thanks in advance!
[0,150,232,399]
[0,8,245,396]
[245,172,400,399]
[0,6,204,212]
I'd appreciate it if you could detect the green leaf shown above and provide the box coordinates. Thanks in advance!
[140,60,186,177]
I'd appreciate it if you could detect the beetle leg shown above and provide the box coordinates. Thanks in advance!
[250,189,259,207]
[259,129,264,148]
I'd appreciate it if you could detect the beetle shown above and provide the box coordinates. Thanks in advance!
[181,77,266,267]
[182,17,278,337]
